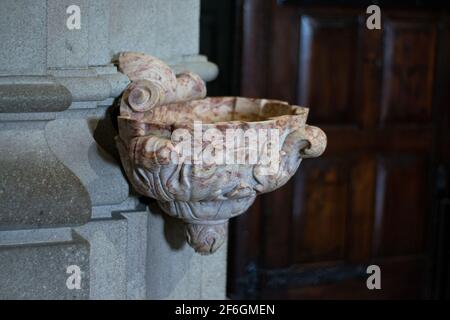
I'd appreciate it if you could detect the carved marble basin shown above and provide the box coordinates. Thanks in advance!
[115,52,326,254]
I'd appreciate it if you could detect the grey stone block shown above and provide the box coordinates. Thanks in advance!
[200,242,228,299]
[0,211,150,300]
[49,66,130,103]
[47,0,90,68]
[74,218,128,299]
[146,207,227,300]
[0,0,46,75]
[120,211,149,299]
[88,0,110,66]
[56,77,111,102]
[44,118,129,207]
[0,112,57,122]
[108,0,199,60]
[0,128,91,228]
[0,0,227,301]
[0,84,72,113]
[0,239,90,299]
[169,55,219,82]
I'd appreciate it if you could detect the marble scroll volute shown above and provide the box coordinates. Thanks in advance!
[116,52,327,255]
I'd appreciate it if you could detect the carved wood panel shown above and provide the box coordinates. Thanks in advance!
[297,15,359,124]
[380,18,437,125]
[292,157,350,263]
[228,0,445,299]
[373,155,428,257]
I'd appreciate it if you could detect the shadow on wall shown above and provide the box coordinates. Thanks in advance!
[147,199,187,252]
[89,102,121,162]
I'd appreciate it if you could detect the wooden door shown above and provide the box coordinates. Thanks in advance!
[227,0,449,299]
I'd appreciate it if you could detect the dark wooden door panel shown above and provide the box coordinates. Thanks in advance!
[373,155,429,257]
[269,256,427,299]
[297,15,359,124]
[262,182,294,269]
[228,0,446,299]
[380,17,437,125]
[292,157,350,263]
[347,155,376,262]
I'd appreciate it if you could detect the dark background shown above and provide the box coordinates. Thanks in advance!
[200,0,450,299]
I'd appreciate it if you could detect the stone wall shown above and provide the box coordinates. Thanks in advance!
[0,0,222,299]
